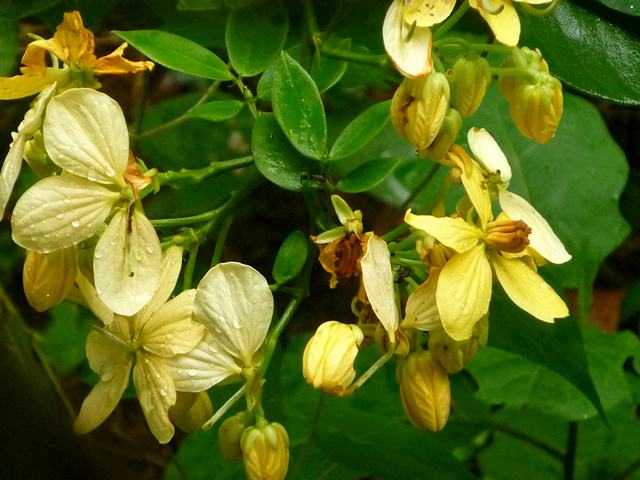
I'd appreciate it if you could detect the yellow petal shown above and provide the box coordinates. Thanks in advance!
[140,289,205,357]
[402,268,441,331]
[93,208,162,316]
[470,0,520,46]
[405,210,483,253]
[448,145,493,227]
[402,0,457,27]
[94,42,154,74]
[383,0,433,77]
[498,190,571,264]
[361,235,399,343]
[437,244,492,340]
[0,71,58,100]
[490,252,569,322]
[133,352,177,444]
[44,88,129,186]
[11,174,120,252]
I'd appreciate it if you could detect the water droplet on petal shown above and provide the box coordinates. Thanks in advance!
[71,220,81,228]
[187,369,197,377]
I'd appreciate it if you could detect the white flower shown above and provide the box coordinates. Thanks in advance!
[11,87,162,315]
[0,82,57,217]
[466,127,571,264]
[166,262,274,392]
[74,246,206,444]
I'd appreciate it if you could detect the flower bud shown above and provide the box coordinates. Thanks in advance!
[422,108,462,162]
[447,56,491,117]
[23,247,76,312]
[219,411,249,461]
[391,73,450,151]
[171,391,213,434]
[396,351,450,431]
[23,130,59,178]
[303,321,364,396]
[428,315,489,373]
[241,421,289,480]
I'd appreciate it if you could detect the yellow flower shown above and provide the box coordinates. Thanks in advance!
[74,246,206,444]
[0,11,153,100]
[469,0,554,46]
[405,209,569,340]
[22,247,76,312]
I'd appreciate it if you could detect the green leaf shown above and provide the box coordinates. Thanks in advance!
[177,0,224,10]
[520,1,640,105]
[329,100,391,160]
[272,51,327,160]
[596,0,640,17]
[336,157,400,193]
[487,289,606,421]
[252,113,322,191]
[467,86,630,290]
[0,22,17,76]
[113,30,232,80]
[184,100,244,121]
[0,0,60,22]
[42,302,92,375]
[310,37,351,92]
[225,0,288,77]
[272,230,309,284]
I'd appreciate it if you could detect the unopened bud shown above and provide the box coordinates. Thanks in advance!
[391,73,450,150]
[485,219,531,253]
[303,321,364,396]
[241,421,289,480]
[23,130,57,178]
[422,108,462,162]
[447,56,491,117]
[23,247,76,312]
[429,315,489,373]
[219,411,249,461]
[171,391,213,434]
[397,351,450,431]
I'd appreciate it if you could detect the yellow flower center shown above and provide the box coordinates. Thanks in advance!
[484,219,531,253]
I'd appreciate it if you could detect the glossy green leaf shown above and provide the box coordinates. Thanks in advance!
[487,289,606,421]
[596,0,640,17]
[272,51,327,160]
[467,86,630,291]
[184,100,244,121]
[252,113,322,191]
[272,230,309,284]
[336,157,400,193]
[330,100,391,160]
[310,37,351,92]
[113,30,232,80]
[256,59,276,101]
[520,1,640,105]
[225,0,288,77]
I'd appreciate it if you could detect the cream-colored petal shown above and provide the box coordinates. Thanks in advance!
[11,175,119,252]
[401,268,440,331]
[86,316,131,380]
[93,208,162,316]
[74,354,132,435]
[467,127,511,184]
[76,269,114,325]
[361,235,399,343]
[491,252,569,322]
[136,246,184,324]
[402,0,457,27]
[194,262,273,366]
[140,289,205,357]
[470,0,520,46]
[0,135,26,218]
[437,244,492,340]
[498,190,571,264]
[383,0,433,77]
[405,210,483,253]
[166,332,242,392]
[43,88,129,186]
[133,352,177,444]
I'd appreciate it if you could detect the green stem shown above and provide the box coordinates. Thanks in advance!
[320,46,389,67]
[183,242,199,290]
[211,213,234,268]
[232,76,258,119]
[564,421,578,480]
[152,210,219,229]
[382,223,411,243]
[432,0,470,41]
[134,80,222,139]
[302,0,321,41]
[347,349,394,393]
[155,155,254,187]
[202,383,248,430]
